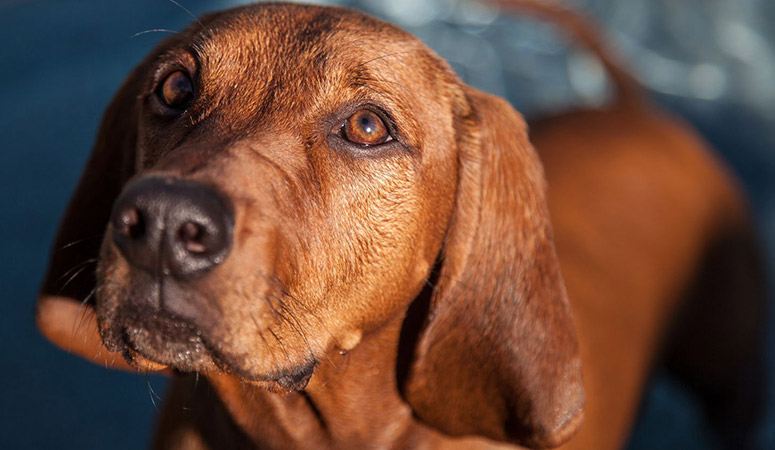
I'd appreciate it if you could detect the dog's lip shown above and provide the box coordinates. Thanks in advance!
[118,313,221,372]
[121,320,316,389]
[223,356,318,391]
[123,346,170,372]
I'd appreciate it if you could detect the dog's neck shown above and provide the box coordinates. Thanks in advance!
[206,314,425,449]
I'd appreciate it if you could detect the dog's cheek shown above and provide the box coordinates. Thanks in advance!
[337,193,429,329]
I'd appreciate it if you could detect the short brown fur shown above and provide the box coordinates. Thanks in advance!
[37,2,764,449]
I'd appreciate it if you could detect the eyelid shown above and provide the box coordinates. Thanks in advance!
[148,50,199,95]
[146,52,200,117]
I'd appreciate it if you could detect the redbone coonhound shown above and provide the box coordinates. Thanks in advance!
[36,2,766,449]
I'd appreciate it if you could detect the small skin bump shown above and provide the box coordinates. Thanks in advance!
[337,328,363,354]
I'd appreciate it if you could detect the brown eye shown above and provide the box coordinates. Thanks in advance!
[158,70,194,109]
[343,109,391,146]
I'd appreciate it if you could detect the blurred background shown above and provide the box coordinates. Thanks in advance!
[0,0,772,448]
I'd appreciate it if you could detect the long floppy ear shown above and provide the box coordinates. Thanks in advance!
[35,60,148,371]
[404,88,584,449]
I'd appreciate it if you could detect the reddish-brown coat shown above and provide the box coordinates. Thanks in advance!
[36,2,760,449]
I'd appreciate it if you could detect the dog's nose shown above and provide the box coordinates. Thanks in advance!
[110,177,234,279]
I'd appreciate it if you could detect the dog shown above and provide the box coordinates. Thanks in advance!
[36,2,767,449]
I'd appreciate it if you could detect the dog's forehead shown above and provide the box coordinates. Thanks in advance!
[202,3,404,41]
[177,4,450,124]
[193,4,425,86]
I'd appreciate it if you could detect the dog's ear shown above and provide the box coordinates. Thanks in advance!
[403,88,584,449]
[35,58,149,370]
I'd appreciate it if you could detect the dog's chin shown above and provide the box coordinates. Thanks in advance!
[102,312,220,373]
[238,359,317,391]
[99,306,317,390]
[124,329,316,390]
[124,328,316,390]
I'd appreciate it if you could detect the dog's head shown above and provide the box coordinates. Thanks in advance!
[39,3,583,448]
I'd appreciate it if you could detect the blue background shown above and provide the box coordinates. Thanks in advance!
[1,0,772,448]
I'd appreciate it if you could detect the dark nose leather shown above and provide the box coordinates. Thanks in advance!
[110,176,233,280]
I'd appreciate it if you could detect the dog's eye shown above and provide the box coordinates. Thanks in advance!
[158,70,194,109]
[343,110,392,146]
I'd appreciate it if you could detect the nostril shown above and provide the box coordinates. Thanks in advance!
[117,207,144,239]
[177,222,207,254]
